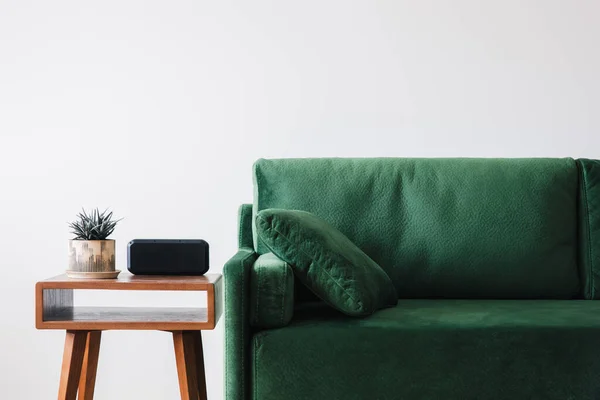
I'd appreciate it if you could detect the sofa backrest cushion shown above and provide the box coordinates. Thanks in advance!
[253,158,580,299]
[577,159,600,299]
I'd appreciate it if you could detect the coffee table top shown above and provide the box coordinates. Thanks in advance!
[38,273,221,290]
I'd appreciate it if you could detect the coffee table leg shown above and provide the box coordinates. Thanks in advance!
[78,331,102,400]
[58,330,87,400]
[190,331,208,400]
[173,331,207,400]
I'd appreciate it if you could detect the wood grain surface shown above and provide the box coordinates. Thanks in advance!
[57,331,87,400]
[173,331,207,400]
[42,307,209,330]
[37,274,221,399]
[35,274,222,330]
[78,331,102,400]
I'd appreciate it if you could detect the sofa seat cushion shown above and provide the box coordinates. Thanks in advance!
[252,300,600,400]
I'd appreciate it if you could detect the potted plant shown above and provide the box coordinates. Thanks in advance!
[67,208,122,279]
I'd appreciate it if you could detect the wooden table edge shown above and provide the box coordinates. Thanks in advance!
[37,274,221,291]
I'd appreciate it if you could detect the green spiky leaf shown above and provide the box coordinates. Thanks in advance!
[68,208,122,240]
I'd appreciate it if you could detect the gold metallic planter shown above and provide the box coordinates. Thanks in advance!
[67,239,119,279]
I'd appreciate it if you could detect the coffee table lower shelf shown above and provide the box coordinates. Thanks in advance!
[40,306,210,331]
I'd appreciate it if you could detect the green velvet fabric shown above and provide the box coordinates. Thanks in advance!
[250,253,294,329]
[253,158,580,299]
[256,209,397,316]
[224,248,257,400]
[238,204,254,250]
[577,159,600,299]
[252,300,600,400]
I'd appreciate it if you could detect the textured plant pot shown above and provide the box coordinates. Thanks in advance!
[68,240,117,278]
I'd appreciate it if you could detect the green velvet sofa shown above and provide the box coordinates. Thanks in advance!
[224,157,600,400]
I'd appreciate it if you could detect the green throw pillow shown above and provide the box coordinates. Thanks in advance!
[256,209,398,317]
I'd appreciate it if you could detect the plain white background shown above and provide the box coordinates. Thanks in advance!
[0,1,598,398]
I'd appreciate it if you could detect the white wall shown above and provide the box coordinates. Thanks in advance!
[0,0,598,398]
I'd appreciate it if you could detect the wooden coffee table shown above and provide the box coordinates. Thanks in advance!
[35,273,222,400]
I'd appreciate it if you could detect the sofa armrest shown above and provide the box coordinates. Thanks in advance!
[250,253,295,329]
[224,248,257,400]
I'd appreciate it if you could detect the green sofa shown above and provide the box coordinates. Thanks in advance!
[224,158,600,400]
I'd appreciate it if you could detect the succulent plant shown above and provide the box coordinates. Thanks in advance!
[68,208,122,240]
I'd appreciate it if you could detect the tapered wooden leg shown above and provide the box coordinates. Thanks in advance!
[58,331,87,400]
[173,331,207,400]
[190,331,207,400]
[78,331,102,400]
